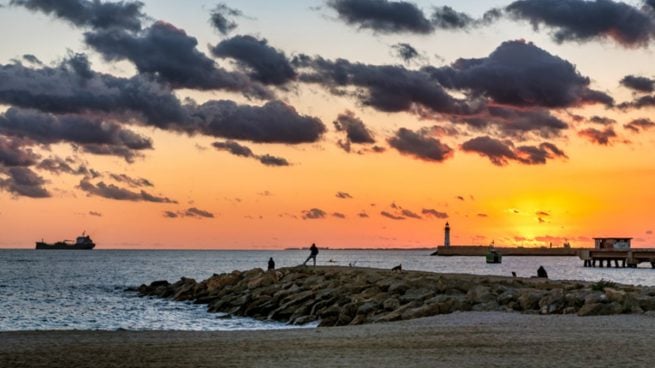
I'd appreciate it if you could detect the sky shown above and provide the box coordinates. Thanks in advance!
[1,0,655,249]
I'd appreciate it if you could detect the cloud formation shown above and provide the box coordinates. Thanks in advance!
[431,6,474,30]
[209,3,243,35]
[296,56,467,114]
[425,40,613,108]
[213,140,290,167]
[0,107,152,162]
[506,0,655,47]
[302,208,327,219]
[578,127,618,145]
[624,118,655,133]
[191,100,326,144]
[84,21,272,98]
[327,0,433,34]
[211,35,296,85]
[0,136,39,167]
[78,178,176,203]
[164,207,215,219]
[336,191,352,199]
[0,166,50,198]
[422,208,448,219]
[461,136,567,166]
[380,211,405,220]
[11,0,145,31]
[621,75,655,93]
[391,43,420,63]
[388,127,453,162]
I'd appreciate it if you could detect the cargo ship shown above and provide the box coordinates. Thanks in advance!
[35,232,95,250]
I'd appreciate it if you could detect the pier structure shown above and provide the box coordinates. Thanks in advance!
[578,237,655,268]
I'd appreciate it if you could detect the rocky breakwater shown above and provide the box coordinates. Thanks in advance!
[138,267,655,327]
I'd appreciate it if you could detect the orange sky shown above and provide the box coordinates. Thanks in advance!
[1,1,655,249]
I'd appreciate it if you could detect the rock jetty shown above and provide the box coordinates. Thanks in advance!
[138,267,655,327]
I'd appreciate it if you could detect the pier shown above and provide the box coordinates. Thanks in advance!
[578,249,655,268]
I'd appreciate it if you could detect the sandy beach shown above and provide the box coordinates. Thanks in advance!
[2,312,654,368]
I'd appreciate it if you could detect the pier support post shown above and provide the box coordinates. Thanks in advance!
[614,260,620,268]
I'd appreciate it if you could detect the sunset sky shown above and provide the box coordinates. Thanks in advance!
[1,0,655,249]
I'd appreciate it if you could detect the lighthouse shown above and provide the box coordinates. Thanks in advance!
[444,222,451,247]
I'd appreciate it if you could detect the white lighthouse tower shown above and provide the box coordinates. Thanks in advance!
[444,222,451,247]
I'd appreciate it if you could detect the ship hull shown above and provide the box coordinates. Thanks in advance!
[35,242,95,250]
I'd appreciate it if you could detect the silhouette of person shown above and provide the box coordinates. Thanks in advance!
[268,257,275,271]
[537,266,548,278]
[303,243,319,266]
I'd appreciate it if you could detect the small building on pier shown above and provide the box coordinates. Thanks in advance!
[594,237,632,250]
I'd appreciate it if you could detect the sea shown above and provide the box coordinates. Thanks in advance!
[2,249,655,332]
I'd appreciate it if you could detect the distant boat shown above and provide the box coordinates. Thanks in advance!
[35,232,95,250]
[486,249,502,264]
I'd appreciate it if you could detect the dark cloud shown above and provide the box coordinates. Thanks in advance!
[22,54,42,65]
[78,178,175,203]
[302,208,327,220]
[461,136,567,166]
[296,56,468,114]
[391,43,420,63]
[536,211,550,217]
[621,75,655,93]
[401,209,422,219]
[506,0,655,46]
[212,140,254,157]
[589,116,616,125]
[0,136,39,167]
[358,211,369,218]
[0,54,188,128]
[212,140,291,167]
[163,211,179,218]
[0,166,50,198]
[422,208,448,219]
[327,0,433,34]
[89,211,102,217]
[192,100,325,144]
[0,107,152,162]
[431,6,474,30]
[388,127,453,162]
[456,106,569,139]
[108,173,153,188]
[11,0,145,31]
[336,191,352,199]
[578,127,617,145]
[332,212,346,219]
[425,40,613,108]
[211,35,296,85]
[36,156,99,177]
[618,94,655,110]
[258,154,290,167]
[333,111,376,153]
[477,213,488,218]
[380,211,405,220]
[184,207,214,219]
[624,118,655,133]
[84,21,272,98]
[210,3,243,35]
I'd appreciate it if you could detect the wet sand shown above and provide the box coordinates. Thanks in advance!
[2,312,654,368]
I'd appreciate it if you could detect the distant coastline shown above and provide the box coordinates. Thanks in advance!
[283,247,436,251]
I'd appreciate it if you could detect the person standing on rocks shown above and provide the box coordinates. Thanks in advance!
[303,243,319,266]
[268,257,275,271]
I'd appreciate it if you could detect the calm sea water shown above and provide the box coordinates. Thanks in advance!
[2,249,655,331]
